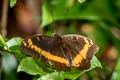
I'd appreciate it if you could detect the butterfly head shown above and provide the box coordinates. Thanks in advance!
[53,32,63,44]
[53,32,61,39]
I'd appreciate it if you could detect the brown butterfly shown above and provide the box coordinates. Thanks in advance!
[20,32,99,71]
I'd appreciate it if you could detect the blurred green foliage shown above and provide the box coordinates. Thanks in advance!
[111,58,120,80]
[41,0,119,27]
[2,52,18,80]
[10,0,17,8]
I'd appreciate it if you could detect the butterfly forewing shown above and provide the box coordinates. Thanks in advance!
[20,34,70,71]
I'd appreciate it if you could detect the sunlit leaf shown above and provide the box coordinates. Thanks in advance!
[78,0,86,3]
[17,57,47,75]
[37,72,64,80]
[41,0,53,27]
[85,56,102,71]
[5,37,23,50]
[10,0,17,8]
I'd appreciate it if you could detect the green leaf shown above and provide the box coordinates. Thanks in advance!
[41,0,74,27]
[15,50,26,62]
[111,57,120,80]
[63,69,83,80]
[37,72,64,80]
[78,0,86,3]
[10,0,17,8]
[5,37,23,50]
[4,37,26,62]
[41,0,53,27]
[85,56,102,71]
[17,57,47,75]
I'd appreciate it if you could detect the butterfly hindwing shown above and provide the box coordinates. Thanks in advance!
[62,34,99,70]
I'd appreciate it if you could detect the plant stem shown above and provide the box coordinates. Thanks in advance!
[0,47,15,55]
[0,0,9,37]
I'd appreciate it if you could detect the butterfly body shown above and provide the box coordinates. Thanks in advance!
[20,33,99,71]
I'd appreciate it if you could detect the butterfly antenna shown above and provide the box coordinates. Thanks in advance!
[50,8,57,33]
[50,6,70,34]
[64,8,70,19]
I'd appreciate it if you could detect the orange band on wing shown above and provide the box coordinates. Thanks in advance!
[72,37,92,67]
[26,39,69,66]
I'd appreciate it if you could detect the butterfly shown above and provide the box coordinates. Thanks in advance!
[20,32,99,71]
